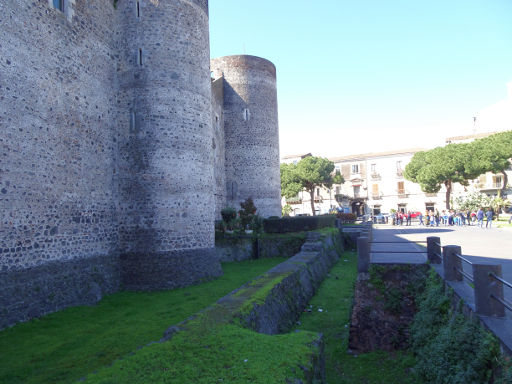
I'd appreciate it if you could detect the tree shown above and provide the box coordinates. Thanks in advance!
[454,191,491,211]
[280,156,343,216]
[404,144,479,209]
[466,130,512,197]
[489,192,512,219]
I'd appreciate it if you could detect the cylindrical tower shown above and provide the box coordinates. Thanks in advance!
[115,0,221,290]
[211,55,281,217]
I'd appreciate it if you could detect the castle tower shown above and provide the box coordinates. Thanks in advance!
[211,55,282,217]
[115,0,222,290]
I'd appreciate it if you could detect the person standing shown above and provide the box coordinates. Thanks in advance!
[486,208,493,228]
[418,211,424,226]
[407,211,412,226]
[477,208,484,228]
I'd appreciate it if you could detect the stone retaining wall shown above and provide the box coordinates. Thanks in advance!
[215,233,307,262]
[160,229,342,383]
[0,254,120,329]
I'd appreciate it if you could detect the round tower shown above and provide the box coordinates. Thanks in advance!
[211,55,282,217]
[115,0,221,290]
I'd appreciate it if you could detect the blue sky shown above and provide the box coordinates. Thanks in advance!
[209,0,512,158]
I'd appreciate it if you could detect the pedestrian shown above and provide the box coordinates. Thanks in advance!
[486,208,493,228]
[476,207,484,228]
[407,211,412,226]
[418,211,424,226]
[429,211,435,227]
[435,209,440,227]
[466,211,471,226]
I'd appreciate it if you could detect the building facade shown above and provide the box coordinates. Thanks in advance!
[283,137,511,216]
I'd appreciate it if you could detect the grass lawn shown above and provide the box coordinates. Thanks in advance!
[496,216,512,228]
[0,258,286,384]
[295,251,421,384]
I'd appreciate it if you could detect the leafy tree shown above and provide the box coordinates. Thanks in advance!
[466,130,512,196]
[280,157,343,216]
[488,192,512,219]
[282,204,293,217]
[454,191,490,211]
[404,144,479,209]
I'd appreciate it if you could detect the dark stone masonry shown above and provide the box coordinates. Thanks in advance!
[0,0,281,328]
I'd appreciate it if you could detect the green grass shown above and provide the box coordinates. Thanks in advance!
[295,252,420,384]
[0,258,286,384]
[81,324,319,384]
[496,216,512,228]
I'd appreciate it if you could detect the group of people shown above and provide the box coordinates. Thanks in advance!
[391,208,495,228]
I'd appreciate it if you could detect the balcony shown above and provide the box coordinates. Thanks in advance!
[370,173,381,180]
[397,191,408,198]
[425,193,438,197]
[396,170,404,178]
[371,194,382,200]
[286,197,302,205]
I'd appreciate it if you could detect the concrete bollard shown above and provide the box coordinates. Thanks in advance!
[357,236,370,273]
[427,236,441,264]
[443,245,462,281]
[473,263,505,317]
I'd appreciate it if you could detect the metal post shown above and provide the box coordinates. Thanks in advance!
[443,245,462,281]
[473,263,505,317]
[357,236,369,273]
[427,236,441,264]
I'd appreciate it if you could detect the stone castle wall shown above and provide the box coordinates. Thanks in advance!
[0,0,280,328]
[0,0,121,328]
[211,55,282,218]
[211,77,227,219]
[114,0,221,290]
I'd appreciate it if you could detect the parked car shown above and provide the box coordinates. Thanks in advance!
[373,213,389,224]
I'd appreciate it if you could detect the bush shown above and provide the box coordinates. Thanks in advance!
[239,198,257,229]
[336,212,356,222]
[221,207,237,223]
[263,214,336,233]
[410,269,503,384]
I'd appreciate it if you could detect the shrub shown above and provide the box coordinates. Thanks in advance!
[239,198,257,229]
[410,269,502,384]
[263,215,336,233]
[214,220,226,233]
[221,207,237,223]
[336,212,356,222]
[250,215,264,233]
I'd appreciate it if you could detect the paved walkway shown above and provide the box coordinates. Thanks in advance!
[370,223,512,353]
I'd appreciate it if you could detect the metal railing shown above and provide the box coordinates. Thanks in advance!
[357,232,512,318]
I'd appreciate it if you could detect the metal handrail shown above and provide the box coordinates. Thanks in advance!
[490,273,512,290]
[491,294,512,311]
[454,253,473,266]
[454,266,474,283]
[433,252,443,261]
[434,242,441,247]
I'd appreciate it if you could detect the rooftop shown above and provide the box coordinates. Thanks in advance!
[328,148,426,162]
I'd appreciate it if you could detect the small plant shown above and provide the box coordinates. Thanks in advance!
[282,204,293,217]
[239,198,257,230]
[336,212,356,222]
[250,215,264,233]
[214,220,226,233]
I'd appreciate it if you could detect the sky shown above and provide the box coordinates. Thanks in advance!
[209,0,512,159]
